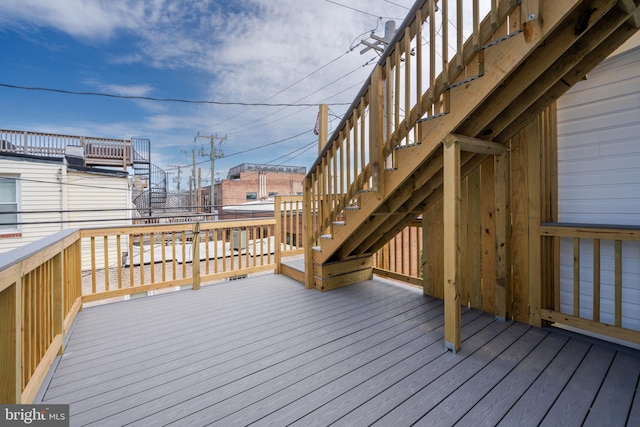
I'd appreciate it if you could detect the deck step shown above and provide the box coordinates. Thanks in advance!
[344,206,360,211]
[320,234,332,239]
[332,221,346,226]
[384,167,397,171]
[358,189,374,193]
[312,246,322,252]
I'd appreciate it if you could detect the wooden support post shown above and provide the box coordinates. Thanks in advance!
[527,119,543,327]
[318,104,328,155]
[370,65,385,195]
[303,177,314,289]
[495,151,511,320]
[443,139,461,352]
[192,223,201,290]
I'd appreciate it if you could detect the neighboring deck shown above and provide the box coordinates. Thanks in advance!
[38,274,640,426]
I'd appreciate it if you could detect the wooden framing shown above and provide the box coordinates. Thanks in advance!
[443,139,461,352]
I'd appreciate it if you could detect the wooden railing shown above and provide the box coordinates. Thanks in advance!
[0,128,133,168]
[0,229,83,404]
[303,0,520,252]
[0,198,303,403]
[540,223,640,344]
[373,220,423,287]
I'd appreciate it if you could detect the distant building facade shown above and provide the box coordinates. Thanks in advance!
[213,163,305,208]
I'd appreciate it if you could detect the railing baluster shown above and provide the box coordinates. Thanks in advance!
[150,232,155,284]
[103,236,109,291]
[91,236,97,294]
[117,235,123,289]
[130,233,135,287]
[593,239,600,322]
[573,237,580,317]
[615,240,622,327]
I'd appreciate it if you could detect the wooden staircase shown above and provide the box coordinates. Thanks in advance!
[303,0,640,296]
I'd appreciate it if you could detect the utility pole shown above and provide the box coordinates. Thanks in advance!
[195,133,226,215]
[169,164,183,191]
[192,148,197,211]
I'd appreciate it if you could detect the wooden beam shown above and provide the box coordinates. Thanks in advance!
[444,133,509,154]
[444,140,461,352]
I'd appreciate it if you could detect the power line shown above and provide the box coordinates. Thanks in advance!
[209,50,353,131]
[325,0,404,20]
[0,83,351,107]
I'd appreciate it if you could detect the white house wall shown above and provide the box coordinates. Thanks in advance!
[0,158,63,253]
[0,157,132,272]
[557,46,640,332]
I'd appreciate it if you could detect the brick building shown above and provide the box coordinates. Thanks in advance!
[213,163,305,208]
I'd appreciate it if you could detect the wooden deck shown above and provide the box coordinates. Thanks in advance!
[37,274,640,426]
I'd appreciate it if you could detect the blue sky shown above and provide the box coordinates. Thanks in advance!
[0,0,415,190]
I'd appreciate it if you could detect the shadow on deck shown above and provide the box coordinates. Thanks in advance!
[38,274,640,426]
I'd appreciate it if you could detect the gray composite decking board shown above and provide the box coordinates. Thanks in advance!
[59,277,375,356]
[539,345,616,427]
[414,327,551,427]
[45,286,408,397]
[64,281,311,347]
[86,296,445,426]
[454,332,570,427]
[497,338,593,427]
[287,310,492,427]
[64,287,438,423]
[137,301,460,426]
[329,318,517,427]
[33,273,640,427]
[45,280,413,398]
[51,288,424,412]
[46,279,412,394]
[371,322,532,426]
[583,351,640,427]
[246,310,490,427]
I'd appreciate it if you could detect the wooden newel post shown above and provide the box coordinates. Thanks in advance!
[303,177,314,289]
[274,196,282,274]
[443,139,461,352]
[0,263,23,403]
[318,104,328,155]
[192,223,201,290]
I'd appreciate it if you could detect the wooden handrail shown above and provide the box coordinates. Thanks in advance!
[540,222,640,344]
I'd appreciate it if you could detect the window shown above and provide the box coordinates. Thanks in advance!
[246,192,257,200]
[268,192,278,197]
[0,176,18,232]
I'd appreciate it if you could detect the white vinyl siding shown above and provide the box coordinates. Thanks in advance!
[0,158,131,270]
[557,46,640,332]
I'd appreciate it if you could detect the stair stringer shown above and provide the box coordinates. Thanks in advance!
[312,17,559,265]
